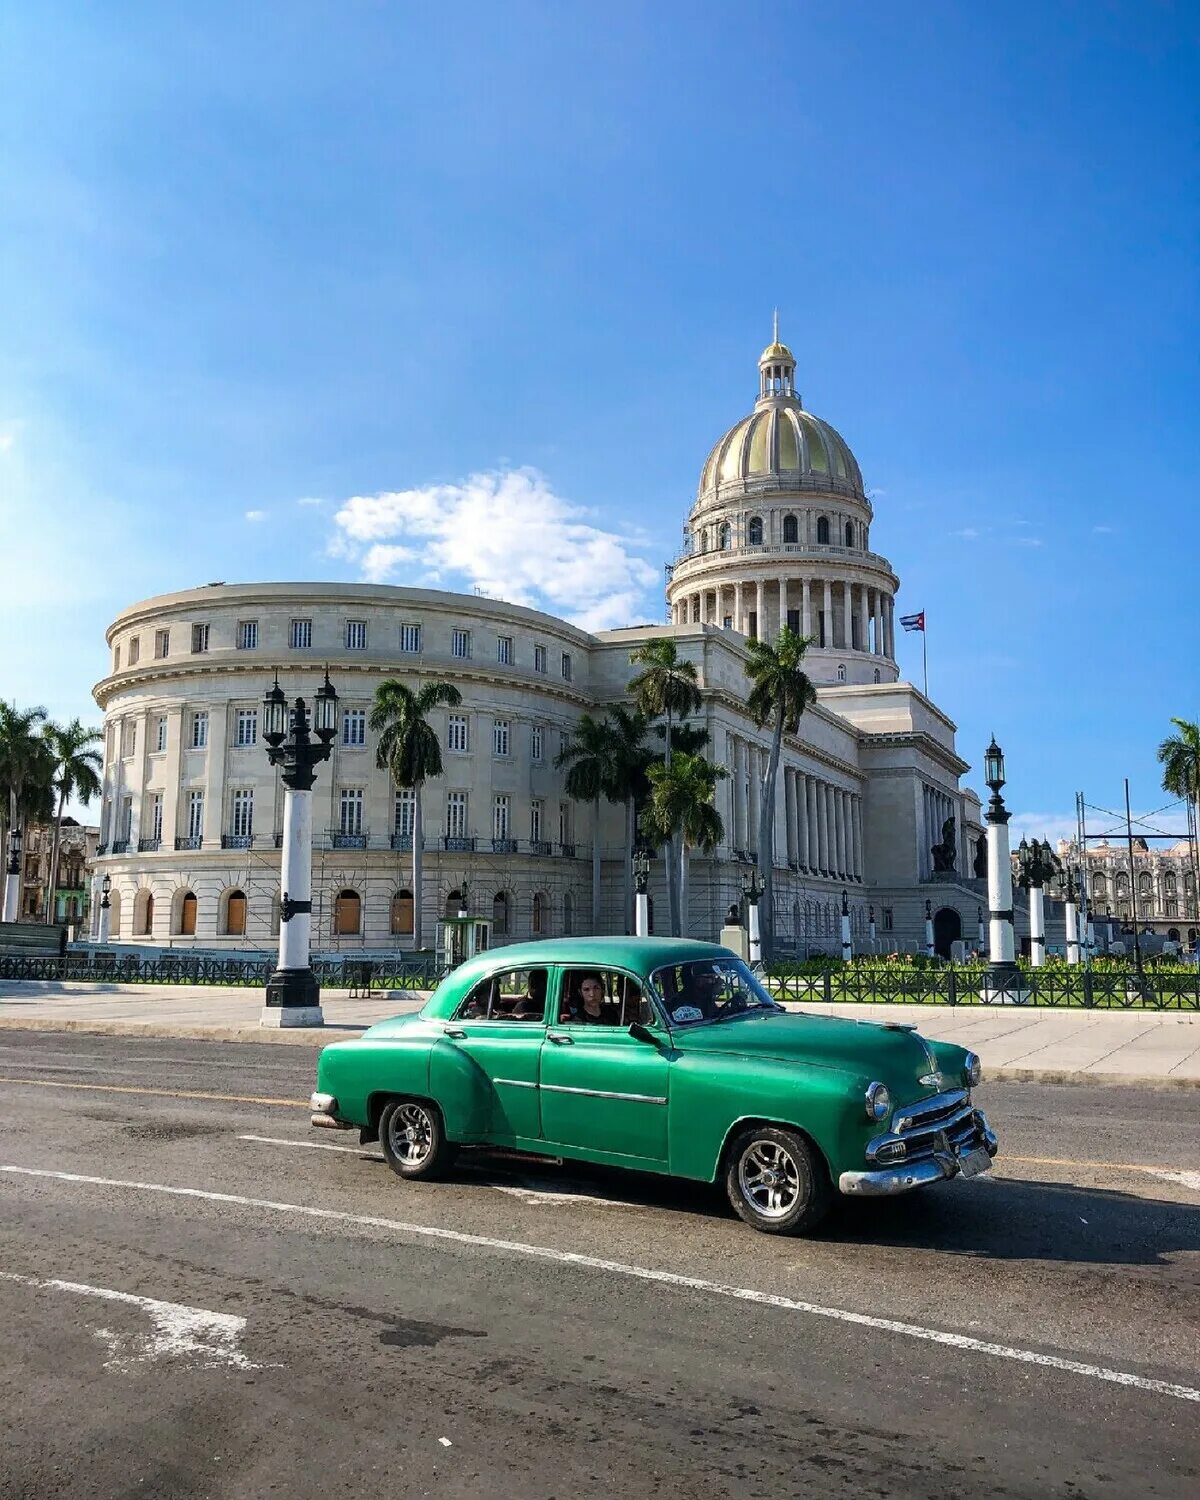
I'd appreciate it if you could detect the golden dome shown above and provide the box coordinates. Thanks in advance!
[759,339,795,364]
[698,403,864,499]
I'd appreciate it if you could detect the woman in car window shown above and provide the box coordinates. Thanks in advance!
[564,971,611,1024]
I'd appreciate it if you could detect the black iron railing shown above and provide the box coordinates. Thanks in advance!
[137,838,161,852]
[222,834,254,849]
[761,965,1200,1009]
[330,830,368,849]
[0,952,444,990]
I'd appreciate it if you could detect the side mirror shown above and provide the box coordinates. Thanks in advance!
[628,1021,657,1045]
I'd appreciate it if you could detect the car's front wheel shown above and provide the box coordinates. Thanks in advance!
[724,1126,831,1235]
[378,1098,458,1181]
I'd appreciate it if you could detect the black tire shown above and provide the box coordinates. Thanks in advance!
[378,1098,458,1181]
[724,1125,832,1236]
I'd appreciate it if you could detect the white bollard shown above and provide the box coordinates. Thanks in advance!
[747,900,761,966]
[635,890,649,938]
[1064,899,1080,965]
[1029,885,1046,968]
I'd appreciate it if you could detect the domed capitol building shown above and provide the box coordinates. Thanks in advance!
[91,333,991,956]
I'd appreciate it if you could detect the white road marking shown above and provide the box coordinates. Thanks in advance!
[3,1164,1197,1403]
[1144,1167,1200,1193]
[0,1269,258,1372]
[237,1133,644,1209]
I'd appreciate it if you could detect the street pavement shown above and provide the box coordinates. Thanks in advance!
[0,1030,1197,1498]
[1,980,1198,1085]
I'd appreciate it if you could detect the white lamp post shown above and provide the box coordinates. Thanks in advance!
[742,868,763,966]
[1016,838,1059,969]
[261,671,338,1027]
[97,872,112,944]
[2,825,22,923]
[981,737,1023,1000]
[924,898,935,959]
[840,889,852,962]
[867,904,876,950]
[1064,868,1081,966]
[633,849,650,938]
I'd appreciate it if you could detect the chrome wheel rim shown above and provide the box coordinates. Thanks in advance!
[738,1139,803,1219]
[389,1103,434,1166]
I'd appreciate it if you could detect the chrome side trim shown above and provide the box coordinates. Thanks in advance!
[493,1078,539,1090]
[540,1083,667,1105]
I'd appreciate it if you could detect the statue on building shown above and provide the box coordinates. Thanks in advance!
[930,816,957,873]
[973,834,988,880]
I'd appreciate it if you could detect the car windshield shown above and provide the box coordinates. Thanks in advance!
[650,957,784,1027]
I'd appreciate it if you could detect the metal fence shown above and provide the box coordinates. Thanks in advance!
[0,953,444,991]
[762,966,1200,1009]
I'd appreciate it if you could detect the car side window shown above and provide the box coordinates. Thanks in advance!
[557,968,652,1027]
[455,967,548,1023]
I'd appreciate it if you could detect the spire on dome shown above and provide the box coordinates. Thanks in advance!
[758,314,797,401]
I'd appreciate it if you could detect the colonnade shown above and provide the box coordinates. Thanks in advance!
[725,731,863,881]
[920,783,960,880]
[673,575,894,658]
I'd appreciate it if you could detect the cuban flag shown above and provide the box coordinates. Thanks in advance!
[900,611,925,633]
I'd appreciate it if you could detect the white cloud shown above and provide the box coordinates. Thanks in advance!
[1092,524,1114,534]
[952,526,979,540]
[1013,536,1044,548]
[1010,808,1191,851]
[329,467,660,631]
[297,496,324,508]
[244,509,267,523]
[1009,811,1085,848]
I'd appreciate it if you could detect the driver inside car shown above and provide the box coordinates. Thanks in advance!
[672,964,723,1021]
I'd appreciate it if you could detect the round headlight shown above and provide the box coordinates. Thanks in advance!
[964,1052,982,1087]
[865,1081,891,1122]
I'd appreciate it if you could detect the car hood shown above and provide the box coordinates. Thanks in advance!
[670,1012,952,1096]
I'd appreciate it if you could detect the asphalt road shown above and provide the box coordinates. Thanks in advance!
[0,1031,1196,1500]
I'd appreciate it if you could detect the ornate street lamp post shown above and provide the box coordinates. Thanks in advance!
[982,736,1022,999]
[741,868,764,966]
[977,905,985,953]
[3,824,22,923]
[1016,837,1061,968]
[840,888,852,962]
[633,848,651,938]
[261,671,338,1027]
[868,904,876,949]
[924,898,935,959]
[1062,867,1081,965]
[97,871,112,944]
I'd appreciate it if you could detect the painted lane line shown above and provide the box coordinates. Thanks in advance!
[0,1270,258,1371]
[1144,1167,1200,1192]
[237,1134,646,1208]
[2,1164,1196,1404]
[1006,1153,1200,1190]
[0,1077,307,1108]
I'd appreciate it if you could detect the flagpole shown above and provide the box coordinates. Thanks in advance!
[922,619,928,698]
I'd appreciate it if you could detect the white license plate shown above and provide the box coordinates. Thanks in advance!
[957,1147,992,1179]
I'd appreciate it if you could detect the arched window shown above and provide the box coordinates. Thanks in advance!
[175,890,197,937]
[1165,873,1177,894]
[562,891,574,935]
[1116,873,1129,895]
[492,890,510,936]
[1092,874,1107,899]
[224,889,247,937]
[873,668,881,684]
[445,888,463,918]
[717,521,731,550]
[698,529,708,553]
[816,516,830,545]
[391,889,414,935]
[844,521,854,547]
[748,516,763,546]
[782,514,798,544]
[531,891,548,935]
[333,888,361,935]
[837,664,846,682]
[133,888,154,937]
[1138,873,1152,896]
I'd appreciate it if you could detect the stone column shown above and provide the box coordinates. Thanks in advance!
[822,581,833,649]
[842,584,852,654]
[784,770,797,866]
[857,587,869,656]
[853,795,864,880]
[817,782,829,873]
[754,579,764,640]
[798,773,810,870]
[732,737,745,849]
[873,590,883,655]
[801,578,812,638]
[201,704,229,847]
[885,597,895,658]
[734,580,743,634]
[748,745,761,855]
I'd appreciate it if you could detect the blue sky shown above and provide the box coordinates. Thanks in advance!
[1,2,1196,840]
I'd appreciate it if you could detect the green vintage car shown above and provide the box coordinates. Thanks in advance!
[311,937,997,1235]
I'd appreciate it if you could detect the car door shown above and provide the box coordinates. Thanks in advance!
[538,967,670,1164]
[428,965,546,1143]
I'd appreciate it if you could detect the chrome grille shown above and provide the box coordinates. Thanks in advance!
[868,1089,986,1166]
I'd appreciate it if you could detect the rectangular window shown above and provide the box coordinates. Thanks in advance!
[191,623,209,654]
[342,708,367,747]
[530,799,543,843]
[882,907,894,932]
[531,725,543,762]
[235,708,258,747]
[113,646,121,672]
[187,790,204,840]
[190,711,209,750]
[493,794,510,840]
[149,793,163,842]
[452,628,471,659]
[561,651,572,681]
[447,714,469,753]
[128,636,140,666]
[154,628,170,659]
[399,623,421,653]
[155,716,167,753]
[339,788,364,835]
[346,619,367,651]
[231,789,255,839]
[534,644,547,674]
[120,795,133,841]
[492,719,510,756]
[237,620,259,650]
[445,790,468,839]
[558,802,571,845]
[394,789,415,837]
[497,635,513,666]
[289,618,312,649]
[121,720,136,758]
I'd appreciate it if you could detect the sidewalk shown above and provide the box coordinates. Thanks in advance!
[0,981,1197,1086]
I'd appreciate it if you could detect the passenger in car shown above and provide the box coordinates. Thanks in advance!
[563,971,613,1024]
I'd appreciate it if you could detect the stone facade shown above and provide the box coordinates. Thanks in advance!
[19,819,98,926]
[1058,836,1199,941]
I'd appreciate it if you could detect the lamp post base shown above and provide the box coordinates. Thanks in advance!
[262,967,324,1028]
[979,961,1029,1006]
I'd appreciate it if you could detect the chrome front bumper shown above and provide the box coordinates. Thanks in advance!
[310,1091,352,1130]
[839,1112,998,1197]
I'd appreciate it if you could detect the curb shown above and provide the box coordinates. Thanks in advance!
[988,1066,1200,1091]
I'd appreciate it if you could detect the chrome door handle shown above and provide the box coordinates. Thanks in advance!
[444,1027,467,1040]
[547,1031,574,1045]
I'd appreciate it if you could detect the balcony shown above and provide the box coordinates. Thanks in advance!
[330,829,368,850]
[137,837,161,853]
[111,839,130,854]
[491,837,518,854]
[528,839,552,857]
[222,834,254,850]
[558,842,577,858]
[175,835,202,851]
[390,833,413,852]
[442,836,476,853]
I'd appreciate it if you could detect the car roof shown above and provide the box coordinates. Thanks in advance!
[443,936,732,989]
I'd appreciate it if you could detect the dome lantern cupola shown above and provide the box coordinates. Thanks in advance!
[758,309,797,401]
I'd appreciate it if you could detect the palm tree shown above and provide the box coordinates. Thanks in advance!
[0,700,49,919]
[646,752,727,936]
[628,640,702,934]
[606,704,652,933]
[557,713,620,933]
[1158,717,1200,931]
[370,679,463,952]
[745,629,817,960]
[42,719,103,925]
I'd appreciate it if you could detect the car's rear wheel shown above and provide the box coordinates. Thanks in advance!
[724,1125,831,1235]
[378,1098,458,1181]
